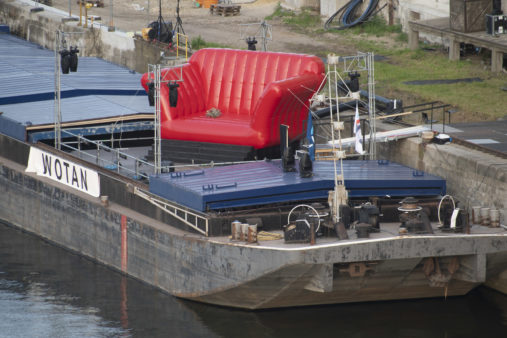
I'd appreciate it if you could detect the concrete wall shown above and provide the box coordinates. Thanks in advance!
[0,0,166,73]
[397,0,450,27]
[379,137,507,224]
[284,0,320,10]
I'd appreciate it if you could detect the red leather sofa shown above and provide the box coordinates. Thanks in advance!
[141,48,325,149]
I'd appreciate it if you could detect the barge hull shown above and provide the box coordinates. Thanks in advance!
[0,135,506,309]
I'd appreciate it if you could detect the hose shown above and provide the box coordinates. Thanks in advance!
[325,0,380,31]
[313,100,367,118]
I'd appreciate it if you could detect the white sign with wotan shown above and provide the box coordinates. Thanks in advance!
[26,147,100,197]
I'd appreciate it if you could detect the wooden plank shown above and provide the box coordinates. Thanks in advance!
[409,17,507,72]
[409,18,507,53]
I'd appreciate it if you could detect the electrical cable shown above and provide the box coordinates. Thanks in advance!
[325,0,380,31]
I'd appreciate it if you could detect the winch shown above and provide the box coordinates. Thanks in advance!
[398,197,433,234]
[284,204,326,243]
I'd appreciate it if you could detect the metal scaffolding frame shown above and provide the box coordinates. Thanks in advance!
[311,52,377,222]
[147,64,184,175]
[314,52,377,160]
[239,21,273,51]
[54,30,85,151]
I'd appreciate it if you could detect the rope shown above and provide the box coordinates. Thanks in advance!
[257,231,283,241]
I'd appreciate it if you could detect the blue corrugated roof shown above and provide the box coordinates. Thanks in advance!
[150,160,446,211]
[0,33,151,128]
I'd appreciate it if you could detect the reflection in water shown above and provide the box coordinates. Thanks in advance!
[0,222,505,338]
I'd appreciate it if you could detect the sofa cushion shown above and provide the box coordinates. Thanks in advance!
[189,49,325,120]
[161,117,259,147]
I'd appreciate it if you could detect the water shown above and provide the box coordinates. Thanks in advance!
[0,223,506,338]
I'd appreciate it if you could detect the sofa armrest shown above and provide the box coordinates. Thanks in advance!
[141,63,206,123]
[250,72,324,146]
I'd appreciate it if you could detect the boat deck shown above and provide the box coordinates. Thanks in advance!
[0,33,153,142]
[213,223,507,250]
[150,160,446,211]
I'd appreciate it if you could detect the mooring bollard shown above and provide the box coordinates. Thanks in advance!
[231,220,241,240]
[100,195,109,207]
[247,224,257,243]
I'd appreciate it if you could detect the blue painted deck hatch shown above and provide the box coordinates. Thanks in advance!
[149,160,446,211]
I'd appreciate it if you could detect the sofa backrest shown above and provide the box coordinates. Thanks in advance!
[189,49,325,119]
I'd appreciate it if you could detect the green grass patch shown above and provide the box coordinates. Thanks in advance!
[265,3,293,20]
[374,50,506,119]
[191,36,231,50]
[283,9,321,28]
[349,15,402,36]
[265,4,321,30]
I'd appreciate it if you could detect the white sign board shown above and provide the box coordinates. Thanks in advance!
[26,147,100,197]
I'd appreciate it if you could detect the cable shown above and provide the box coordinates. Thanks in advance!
[325,0,380,31]
[324,0,354,30]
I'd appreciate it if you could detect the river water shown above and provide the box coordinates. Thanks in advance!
[0,222,506,338]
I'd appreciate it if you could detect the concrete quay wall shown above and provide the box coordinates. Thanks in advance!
[379,137,507,224]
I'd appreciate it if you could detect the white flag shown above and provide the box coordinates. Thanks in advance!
[354,102,365,154]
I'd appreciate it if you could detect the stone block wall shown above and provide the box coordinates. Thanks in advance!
[379,137,507,224]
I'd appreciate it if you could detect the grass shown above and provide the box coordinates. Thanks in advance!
[265,5,321,30]
[374,50,506,119]
[264,5,507,121]
[191,36,231,50]
[349,15,402,36]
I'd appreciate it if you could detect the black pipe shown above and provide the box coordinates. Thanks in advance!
[313,100,367,118]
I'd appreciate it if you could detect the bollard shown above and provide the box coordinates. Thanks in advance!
[490,209,500,228]
[247,224,257,243]
[100,195,109,207]
[240,223,249,241]
[231,221,241,240]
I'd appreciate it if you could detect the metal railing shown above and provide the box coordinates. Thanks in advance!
[175,33,189,61]
[60,130,155,180]
[402,101,453,132]
[134,187,209,236]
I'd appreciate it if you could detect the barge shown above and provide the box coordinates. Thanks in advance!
[0,32,506,309]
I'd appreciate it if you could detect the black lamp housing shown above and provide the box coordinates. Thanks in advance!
[299,151,313,178]
[69,46,79,72]
[147,82,155,106]
[59,49,70,74]
[168,82,180,107]
[348,71,360,93]
[246,37,257,51]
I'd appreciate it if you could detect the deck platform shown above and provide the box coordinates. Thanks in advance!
[150,160,446,211]
[0,33,153,142]
[408,17,507,72]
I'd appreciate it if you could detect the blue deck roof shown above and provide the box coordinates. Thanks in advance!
[0,33,151,140]
[149,160,446,211]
